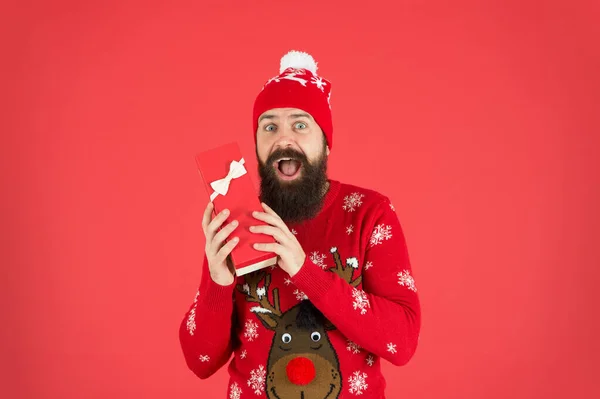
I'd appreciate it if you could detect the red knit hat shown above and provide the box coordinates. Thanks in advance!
[253,50,333,149]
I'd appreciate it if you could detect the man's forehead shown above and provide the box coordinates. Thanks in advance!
[258,108,315,121]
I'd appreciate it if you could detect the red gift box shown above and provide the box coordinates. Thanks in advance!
[195,141,277,276]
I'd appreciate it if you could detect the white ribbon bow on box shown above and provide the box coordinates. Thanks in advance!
[209,157,247,202]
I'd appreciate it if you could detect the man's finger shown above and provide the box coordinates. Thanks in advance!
[213,220,239,248]
[259,202,283,222]
[249,224,289,244]
[252,210,289,233]
[253,209,295,240]
[202,201,214,234]
[215,237,239,264]
[261,202,276,214]
[252,242,282,255]
[206,208,230,239]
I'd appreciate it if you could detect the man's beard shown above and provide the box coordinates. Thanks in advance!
[257,143,329,224]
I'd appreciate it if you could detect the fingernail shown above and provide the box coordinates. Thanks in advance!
[232,220,238,226]
[233,237,239,242]
[252,211,257,216]
[223,209,229,215]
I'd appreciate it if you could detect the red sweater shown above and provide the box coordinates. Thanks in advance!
[179,179,421,398]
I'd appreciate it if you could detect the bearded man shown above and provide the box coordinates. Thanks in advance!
[180,50,421,399]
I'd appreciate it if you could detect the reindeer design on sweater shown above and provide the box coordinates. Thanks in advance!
[237,247,362,399]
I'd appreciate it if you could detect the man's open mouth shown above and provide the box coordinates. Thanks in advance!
[273,157,302,180]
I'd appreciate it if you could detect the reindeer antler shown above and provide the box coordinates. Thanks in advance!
[329,247,362,288]
[237,270,282,317]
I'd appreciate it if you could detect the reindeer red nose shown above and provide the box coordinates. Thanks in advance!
[286,356,316,385]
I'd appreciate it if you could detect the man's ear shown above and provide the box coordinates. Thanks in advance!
[326,146,330,156]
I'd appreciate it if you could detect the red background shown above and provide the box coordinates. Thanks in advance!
[2,1,599,398]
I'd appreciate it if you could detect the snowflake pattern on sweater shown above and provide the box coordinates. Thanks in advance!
[244,320,259,342]
[310,251,327,269]
[179,180,421,399]
[185,290,200,335]
[229,382,242,399]
[387,343,397,354]
[398,270,417,292]
[346,340,362,354]
[343,192,365,212]
[186,307,197,335]
[352,288,371,315]
[293,289,308,301]
[247,365,266,395]
[348,371,369,395]
[369,224,393,247]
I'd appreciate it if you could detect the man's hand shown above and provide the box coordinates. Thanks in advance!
[250,202,306,277]
[202,201,239,286]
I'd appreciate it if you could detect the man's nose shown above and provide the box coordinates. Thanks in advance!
[274,125,295,147]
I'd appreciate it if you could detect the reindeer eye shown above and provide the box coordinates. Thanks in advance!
[311,332,321,342]
[282,333,292,344]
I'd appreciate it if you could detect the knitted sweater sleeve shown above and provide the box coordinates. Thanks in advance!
[178,256,237,379]
[290,197,421,366]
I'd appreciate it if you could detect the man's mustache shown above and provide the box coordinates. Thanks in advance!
[266,148,308,164]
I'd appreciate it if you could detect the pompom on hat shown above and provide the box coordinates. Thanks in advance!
[253,50,333,149]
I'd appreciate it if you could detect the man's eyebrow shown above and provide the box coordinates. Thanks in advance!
[258,113,313,123]
[258,114,276,122]
[290,113,312,120]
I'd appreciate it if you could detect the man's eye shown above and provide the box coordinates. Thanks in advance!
[265,124,276,132]
[294,122,307,129]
